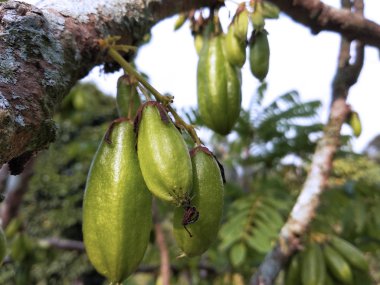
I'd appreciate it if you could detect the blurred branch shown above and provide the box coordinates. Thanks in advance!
[267,0,380,49]
[153,200,171,285]
[0,164,9,196]
[250,1,365,284]
[0,158,35,228]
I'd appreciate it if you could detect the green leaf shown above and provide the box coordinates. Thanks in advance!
[230,242,247,267]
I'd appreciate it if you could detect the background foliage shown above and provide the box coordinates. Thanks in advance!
[0,83,379,284]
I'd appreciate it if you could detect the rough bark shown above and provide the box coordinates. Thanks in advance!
[250,1,365,284]
[0,0,219,172]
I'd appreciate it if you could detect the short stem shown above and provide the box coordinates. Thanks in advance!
[107,45,201,145]
[167,105,202,146]
[108,47,172,105]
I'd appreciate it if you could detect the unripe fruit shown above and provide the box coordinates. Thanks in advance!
[116,75,141,119]
[233,7,249,42]
[83,120,152,283]
[301,243,326,285]
[173,146,224,257]
[249,30,270,81]
[135,101,193,206]
[348,111,362,138]
[323,244,354,285]
[329,235,368,272]
[225,24,246,68]
[194,34,204,56]
[197,34,242,135]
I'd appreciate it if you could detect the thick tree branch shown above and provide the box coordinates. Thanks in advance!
[267,0,380,49]
[0,0,218,171]
[250,2,365,284]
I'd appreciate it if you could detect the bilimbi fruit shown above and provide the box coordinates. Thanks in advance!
[135,101,193,206]
[83,119,152,283]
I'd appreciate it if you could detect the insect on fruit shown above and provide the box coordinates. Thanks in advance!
[182,202,200,238]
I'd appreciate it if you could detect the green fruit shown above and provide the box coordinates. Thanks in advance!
[116,75,141,119]
[323,244,354,285]
[173,146,224,257]
[284,253,301,285]
[249,30,270,81]
[174,13,187,31]
[262,1,280,19]
[329,235,368,272]
[349,111,362,138]
[251,3,265,30]
[225,25,246,68]
[301,243,325,285]
[136,101,193,206]
[0,227,6,265]
[233,7,249,41]
[194,34,204,55]
[83,120,152,283]
[197,34,242,135]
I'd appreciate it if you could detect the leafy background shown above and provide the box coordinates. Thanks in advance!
[0,83,379,284]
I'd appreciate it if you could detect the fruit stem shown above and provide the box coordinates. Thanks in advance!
[104,39,202,146]
[167,105,202,145]
[108,47,173,105]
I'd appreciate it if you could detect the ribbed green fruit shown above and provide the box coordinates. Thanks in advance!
[233,8,249,42]
[329,235,368,272]
[173,146,224,257]
[197,34,242,135]
[284,253,301,285]
[323,244,354,285]
[249,30,270,81]
[83,120,152,283]
[116,75,141,119]
[301,243,326,285]
[349,111,362,138]
[225,25,246,68]
[136,101,193,206]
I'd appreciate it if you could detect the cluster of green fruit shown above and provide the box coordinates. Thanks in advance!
[175,1,279,135]
[82,75,225,284]
[284,235,369,285]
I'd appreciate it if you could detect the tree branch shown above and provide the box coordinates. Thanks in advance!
[0,0,218,171]
[0,157,35,228]
[153,200,171,285]
[267,0,380,49]
[250,1,365,284]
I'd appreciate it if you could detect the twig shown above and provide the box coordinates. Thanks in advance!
[153,200,171,285]
[0,158,35,228]
[250,1,365,284]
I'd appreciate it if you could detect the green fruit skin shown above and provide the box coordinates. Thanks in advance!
[116,75,141,119]
[194,34,203,56]
[249,31,270,81]
[301,243,325,285]
[225,25,246,68]
[234,9,249,42]
[197,35,242,135]
[329,236,368,271]
[349,112,362,138]
[83,121,152,283]
[137,104,193,205]
[323,244,354,285]
[0,227,6,264]
[173,147,224,257]
[284,253,301,285]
